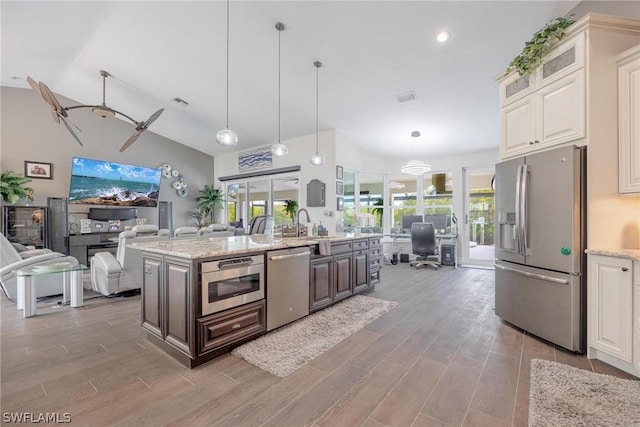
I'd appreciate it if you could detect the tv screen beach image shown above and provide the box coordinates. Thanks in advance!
[69,157,161,207]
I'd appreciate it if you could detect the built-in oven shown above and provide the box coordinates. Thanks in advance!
[200,255,264,316]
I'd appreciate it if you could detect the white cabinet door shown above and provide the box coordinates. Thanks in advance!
[618,46,640,194]
[588,254,633,362]
[536,69,586,150]
[501,96,536,158]
[537,32,585,87]
[500,72,534,106]
[634,261,640,373]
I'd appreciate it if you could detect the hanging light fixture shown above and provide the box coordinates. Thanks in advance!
[401,131,431,175]
[216,0,238,146]
[310,61,325,166]
[271,22,288,157]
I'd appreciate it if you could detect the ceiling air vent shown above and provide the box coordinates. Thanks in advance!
[172,97,189,106]
[395,91,416,103]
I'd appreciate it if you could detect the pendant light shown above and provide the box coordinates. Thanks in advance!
[271,22,288,157]
[310,61,325,166]
[216,0,238,146]
[401,131,431,175]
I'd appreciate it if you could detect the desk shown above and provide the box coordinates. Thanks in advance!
[385,233,458,268]
[15,261,87,318]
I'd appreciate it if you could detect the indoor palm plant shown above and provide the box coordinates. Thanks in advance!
[196,185,224,224]
[1,170,34,205]
[283,199,298,224]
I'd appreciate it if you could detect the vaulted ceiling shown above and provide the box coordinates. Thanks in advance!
[2,1,580,159]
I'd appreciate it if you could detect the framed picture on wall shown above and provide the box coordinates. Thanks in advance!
[336,181,343,195]
[24,161,53,179]
[336,165,343,180]
[337,197,344,211]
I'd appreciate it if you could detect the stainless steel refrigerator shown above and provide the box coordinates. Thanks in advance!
[494,145,586,352]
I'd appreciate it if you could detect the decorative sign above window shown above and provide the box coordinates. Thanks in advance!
[239,146,273,172]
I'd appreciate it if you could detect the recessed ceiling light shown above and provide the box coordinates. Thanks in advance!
[436,31,450,43]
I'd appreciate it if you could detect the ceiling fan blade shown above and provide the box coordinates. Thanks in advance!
[60,117,84,147]
[26,76,43,97]
[120,132,141,152]
[142,108,164,129]
[51,111,60,124]
[39,82,68,117]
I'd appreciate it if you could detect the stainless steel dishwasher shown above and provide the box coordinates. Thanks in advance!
[266,247,310,331]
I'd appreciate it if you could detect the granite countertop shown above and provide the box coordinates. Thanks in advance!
[585,248,640,262]
[130,233,382,259]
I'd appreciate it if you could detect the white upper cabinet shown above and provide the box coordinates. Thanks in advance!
[498,33,586,159]
[617,44,640,194]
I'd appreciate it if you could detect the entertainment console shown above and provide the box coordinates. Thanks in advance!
[67,207,138,265]
[69,232,120,266]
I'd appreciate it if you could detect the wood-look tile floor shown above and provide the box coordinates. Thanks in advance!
[1,265,635,426]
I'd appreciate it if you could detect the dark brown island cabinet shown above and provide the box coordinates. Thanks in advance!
[140,236,382,368]
[309,237,381,312]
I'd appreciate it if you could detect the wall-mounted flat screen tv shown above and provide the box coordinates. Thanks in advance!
[69,157,161,207]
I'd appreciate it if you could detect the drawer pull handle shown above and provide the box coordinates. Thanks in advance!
[231,323,241,329]
[622,267,629,272]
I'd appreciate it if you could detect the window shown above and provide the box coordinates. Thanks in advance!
[388,174,417,232]
[424,171,454,231]
[223,172,300,234]
[358,173,383,230]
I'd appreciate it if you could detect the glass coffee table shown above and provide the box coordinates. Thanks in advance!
[15,260,87,318]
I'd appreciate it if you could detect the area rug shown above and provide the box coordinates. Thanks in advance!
[529,359,640,427]
[231,295,398,377]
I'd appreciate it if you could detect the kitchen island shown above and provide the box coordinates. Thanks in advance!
[131,233,382,367]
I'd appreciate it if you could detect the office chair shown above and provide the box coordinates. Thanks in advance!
[409,222,441,270]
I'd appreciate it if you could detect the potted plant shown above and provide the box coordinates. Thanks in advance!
[283,199,298,224]
[506,15,575,76]
[196,185,224,224]
[1,170,34,205]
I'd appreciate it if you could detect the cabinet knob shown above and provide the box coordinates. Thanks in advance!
[529,141,534,145]
[622,267,629,272]
[231,323,241,329]
[534,140,540,144]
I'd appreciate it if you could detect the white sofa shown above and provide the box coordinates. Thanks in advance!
[90,227,169,296]
[0,233,77,300]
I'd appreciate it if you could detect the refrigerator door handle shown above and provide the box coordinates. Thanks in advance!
[515,165,523,255]
[520,164,529,256]
[495,263,569,284]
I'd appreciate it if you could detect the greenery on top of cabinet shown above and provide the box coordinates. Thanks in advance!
[506,16,575,77]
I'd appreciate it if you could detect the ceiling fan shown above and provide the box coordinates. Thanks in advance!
[27,70,164,152]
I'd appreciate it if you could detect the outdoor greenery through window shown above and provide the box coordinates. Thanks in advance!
[224,173,300,233]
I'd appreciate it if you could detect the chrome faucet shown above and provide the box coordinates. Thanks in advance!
[296,208,311,237]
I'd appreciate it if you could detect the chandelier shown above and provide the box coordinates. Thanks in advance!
[401,131,430,175]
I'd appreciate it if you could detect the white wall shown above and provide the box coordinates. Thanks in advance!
[0,87,215,230]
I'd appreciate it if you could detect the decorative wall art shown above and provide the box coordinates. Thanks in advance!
[161,163,189,197]
[337,197,344,211]
[239,146,273,172]
[336,181,343,196]
[336,165,343,180]
[24,161,53,179]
